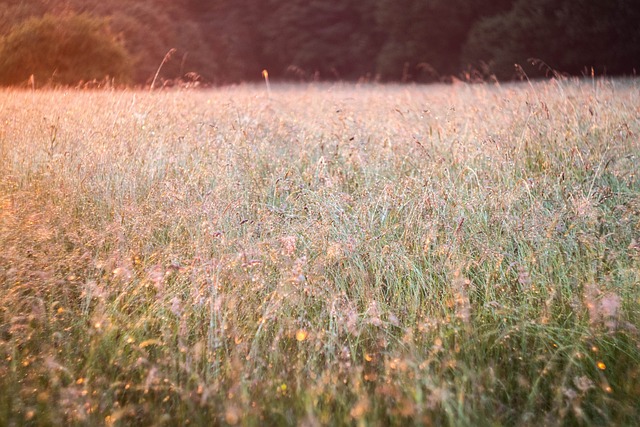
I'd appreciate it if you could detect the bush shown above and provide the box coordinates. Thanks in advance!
[0,13,132,86]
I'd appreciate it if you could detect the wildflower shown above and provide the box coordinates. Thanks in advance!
[327,242,343,260]
[573,376,594,392]
[295,329,308,341]
[452,272,471,324]
[585,283,621,331]
[225,406,240,425]
[600,294,621,318]
[350,397,370,419]
[517,266,531,287]
[170,297,182,317]
[280,236,297,256]
[366,301,382,326]
[112,267,132,281]
[147,265,165,290]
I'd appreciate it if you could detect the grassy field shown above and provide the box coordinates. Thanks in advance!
[1,79,639,426]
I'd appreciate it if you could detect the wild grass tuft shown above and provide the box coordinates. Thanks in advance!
[1,79,639,425]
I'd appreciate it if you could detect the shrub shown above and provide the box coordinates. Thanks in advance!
[0,13,132,86]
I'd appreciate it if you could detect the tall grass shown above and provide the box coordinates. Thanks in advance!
[1,79,639,425]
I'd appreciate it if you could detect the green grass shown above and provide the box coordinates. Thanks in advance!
[1,79,639,426]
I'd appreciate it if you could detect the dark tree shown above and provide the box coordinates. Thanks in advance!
[0,0,638,85]
[258,0,380,81]
[375,0,515,81]
[462,0,640,79]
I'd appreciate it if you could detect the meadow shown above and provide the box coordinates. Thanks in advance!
[0,79,639,426]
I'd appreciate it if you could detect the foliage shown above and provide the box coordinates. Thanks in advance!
[375,0,514,81]
[187,0,269,83]
[67,0,216,85]
[0,13,131,86]
[1,80,639,424]
[261,0,381,80]
[462,0,640,79]
[1,1,640,82]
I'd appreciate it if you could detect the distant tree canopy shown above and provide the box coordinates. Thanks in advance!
[462,0,640,79]
[0,13,131,86]
[261,0,381,81]
[0,0,638,86]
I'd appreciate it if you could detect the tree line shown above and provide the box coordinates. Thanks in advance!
[0,0,638,87]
